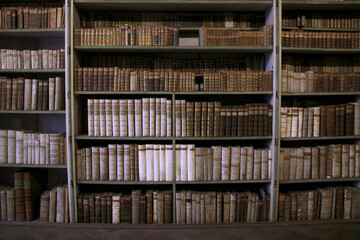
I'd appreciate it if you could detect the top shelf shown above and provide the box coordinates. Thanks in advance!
[282,1,360,10]
[73,0,273,11]
[0,28,65,39]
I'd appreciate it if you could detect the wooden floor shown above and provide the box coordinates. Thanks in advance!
[1,220,360,240]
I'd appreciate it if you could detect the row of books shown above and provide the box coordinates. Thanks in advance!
[280,103,360,138]
[175,145,271,182]
[278,187,360,221]
[0,4,65,29]
[77,190,172,224]
[199,26,273,47]
[82,55,265,72]
[176,190,269,224]
[282,30,360,48]
[87,98,172,137]
[279,144,360,181]
[0,172,34,221]
[74,68,273,92]
[76,144,173,182]
[282,11,360,29]
[39,185,69,223]
[175,101,272,137]
[0,130,67,165]
[0,49,65,70]
[74,26,179,46]
[0,77,64,111]
[281,71,360,93]
[282,55,360,74]
[80,12,265,28]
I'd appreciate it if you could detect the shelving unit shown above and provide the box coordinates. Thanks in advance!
[0,0,72,223]
[70,0,277,224]
[0,0,359,232]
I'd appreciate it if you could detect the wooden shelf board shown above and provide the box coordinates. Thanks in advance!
[0,110,66,114]
[76,135,173,140]
[0,28,65,38]
[282,27,360,32]
[75,91,273,95]
[282,1,360,10]
[74,1,273,11]
[77,180,173,185]
[176,180,270,184]
[74,46,273,53]
[0,69,65,74]
[280,178,360,184]
[0,164,66,169]
[282,92,360,96]
[176,136,272,140]
[281,136,359,141]
[282,47,360,54]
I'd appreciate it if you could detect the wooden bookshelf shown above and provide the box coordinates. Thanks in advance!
[282,47,360,54]
[0,164,67,169]
[0,28,65,38]
[0,110,66,114]
[280,178,360,184]
[281,136,360,141]
[281,27,360,32]
[282,92,360,96]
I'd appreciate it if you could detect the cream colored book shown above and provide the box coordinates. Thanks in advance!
[341,144,350,178]
[15,131,24,164]
[48,78,55,111]
[303,147,311,180]
[116,145,124,181]
[354,145,360,177]
[261,149,269,180]
[160,98,167,137]
[142,98,150,137]
[49,134,60,165]
[155,98,161,137]
[91,146,100,180]
[112,99,120,137]
[124,144,131,181]
[7,130,16,164]
[223,192,230,223]
[159,145,166,181]
[195,147,204,181]
[100,147,109,180]
[112,194,121,224]
[290,107,298,138]
[313,106,320,137]
[296,148,304,180]
[166,100,172,137]
[138,145,146,181]
[165,145,173,181]
[0,130,8,163]
[85,148,92,180]
[240,147,247,180]
[180,144,188,181]
[175,144,181,181]
[105,99,113,136]
[120,99,129,136]
[149,98,156,136]
[230,146,240,180]
[253,149,262,180]
[93,99,100,136]
[135,99,142,137]
[311,147,319,179]
[280,107,287,138]
[349,145,355,178]
[24,79,32,111]
[145,144,154,181]
[153,144,160,181]
[297,108,304,137]
[246,146,254,180]
[30,79,38,110]
[88,99,94,136]
[99,99,106,136]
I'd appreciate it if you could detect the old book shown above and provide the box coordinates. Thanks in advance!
[40,191,50,222]
[131,190,141,224]
[14,172,25,221]
[230,146,240,181]
[56,186,65,223]
[164,190,172,224]
[112,194,121,224]
[120,194,132,223]
[146,190,153,224]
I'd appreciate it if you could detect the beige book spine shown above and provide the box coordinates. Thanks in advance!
[138,145,146,181]
[99,147,109,180]
[0,130,8,163]
[49,189,57,222]
[88,99,94,136]
[153,144,160,181]
[116,145,124,181]
[240,147,247,180]
[159,145,166,181]
[155,98,161,137]
[166,100,172,137]
[175,144,181,181]
[160,98,167,137]
[142,98,150,137]
[313,107,320,137]
[212,146,222,181]
[99,99,106,136]
[112,99,120,137]
[85,148,92,180]
[30,79,38,110]
[56,187,65,223]
[15,131,24,164]
[253,149,262,180]
[180,144,188,181]
[311,147,319,179]
[124,144,131,181]
[48,78,55,111]
[149,98,156,136]
[145,144,154,181]
[165,145,173,181]
[188,145,196,181]
[135,99,142,137]
[112,194,121,224]
[91,146,100,180]
[349,145,355,178]
[230,146,240,180]
[49,133,60,165]
[261,149,269,180]
[120,99,129,136]
[93,99,100,136]
[344,187,352,220]
[296,148,304,180]
[54,77,64,110]
[246,146,254,180]
[105,99,113,136]
[332,144,341,178]
[341,144,350,178]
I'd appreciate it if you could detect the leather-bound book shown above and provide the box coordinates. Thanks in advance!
[120,194,132,223]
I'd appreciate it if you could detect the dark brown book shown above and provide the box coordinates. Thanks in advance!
[194,102,201,137]
[120,194,132,223]
[253,104,259,136]
[320,106,327,137]
[101,193,107,223]
[345,104,354,136]
[335,187,344,220]
[146,190,153,224]
[139,194,146,224]
[164,190,172,224]
[107,193,112,224]
[248,105,254,136]
[335,105,341,136]
[225,107,232,137]
[23,172,33,221]
[237,106,244,137]
[14,172,25,221]
[77,194,84,223]
[17,78,24,110]
[89,194,96,223]
[83,195,90,223]
[326,105,335,136]
[219,107,226,137]
[186,102,194,137]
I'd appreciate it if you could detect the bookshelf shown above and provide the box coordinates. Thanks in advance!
[0,0,71,223]
[278,0,360,222]
[0,0,359,231]
[70,0,277,224]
